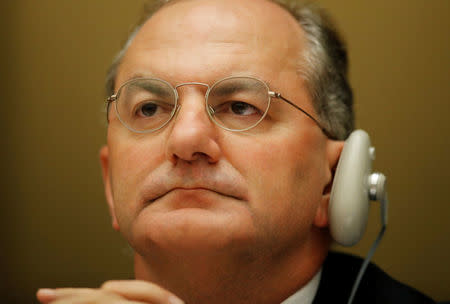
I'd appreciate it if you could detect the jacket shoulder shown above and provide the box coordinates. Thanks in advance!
[312,251,435,304]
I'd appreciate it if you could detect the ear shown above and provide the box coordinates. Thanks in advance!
[314,139,345,228]
[99,145,120,231]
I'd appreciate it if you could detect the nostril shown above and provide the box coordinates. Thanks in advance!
[170,151,214,165]
[193,152,210,162]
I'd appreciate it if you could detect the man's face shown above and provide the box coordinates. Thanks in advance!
[101,0,342,261]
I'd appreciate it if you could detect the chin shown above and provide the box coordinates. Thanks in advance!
[131,206,257,255]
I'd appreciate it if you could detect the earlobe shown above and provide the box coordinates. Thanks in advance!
[99,145,120,231]
[314,140,345,228]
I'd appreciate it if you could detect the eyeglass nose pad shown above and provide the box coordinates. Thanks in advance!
[168,104,182,122]
[174,104,182,116]
[207,105,215,115]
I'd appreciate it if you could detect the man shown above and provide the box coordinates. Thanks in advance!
[37,0,435,303]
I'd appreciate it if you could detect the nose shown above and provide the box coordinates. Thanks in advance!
[165,87,221,165]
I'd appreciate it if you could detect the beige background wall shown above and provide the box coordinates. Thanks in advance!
[2,1,449,303]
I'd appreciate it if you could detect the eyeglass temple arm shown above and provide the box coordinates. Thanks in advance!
[270,92,334,139]
[105,95,117,122]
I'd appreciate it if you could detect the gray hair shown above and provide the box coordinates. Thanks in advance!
[105,0,354,140]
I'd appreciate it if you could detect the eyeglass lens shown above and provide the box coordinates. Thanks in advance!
[115,77,271,132]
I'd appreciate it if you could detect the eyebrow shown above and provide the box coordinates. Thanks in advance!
[212,81,261,97]
[127,72,157,80]
[124,79,173,98]
[123,72,162,85]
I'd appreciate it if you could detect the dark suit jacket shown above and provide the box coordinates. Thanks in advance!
[312,252,435,304]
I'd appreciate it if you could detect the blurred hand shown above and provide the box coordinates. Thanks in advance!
[37,280,184,304]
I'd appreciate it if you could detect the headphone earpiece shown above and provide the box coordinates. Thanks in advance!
[329,129,384,246]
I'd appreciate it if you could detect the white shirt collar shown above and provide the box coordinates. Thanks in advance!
[281,269,322,304]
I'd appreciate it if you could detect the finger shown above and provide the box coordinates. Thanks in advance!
[101,280,184,304]
[37,289,57,303]
[38,288,146,304]
[49,295,146,304]
[37,288,100,303]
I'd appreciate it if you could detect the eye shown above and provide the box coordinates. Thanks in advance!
[137,102,158,117]
[230,101,260,116]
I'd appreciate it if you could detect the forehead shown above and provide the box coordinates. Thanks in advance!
[118,0,305,85]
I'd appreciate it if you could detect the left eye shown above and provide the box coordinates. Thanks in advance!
[230,101,259,115]
[139,102,158,117]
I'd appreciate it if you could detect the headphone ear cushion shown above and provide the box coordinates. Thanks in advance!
[329,130,374,246]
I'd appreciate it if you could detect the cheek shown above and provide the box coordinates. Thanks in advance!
[227,130,326,236]
[232,131,323,194]
[108,131,166,232]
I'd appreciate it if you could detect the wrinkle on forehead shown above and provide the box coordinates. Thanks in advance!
[118,0,307,88]
[130,0,303,63]
[161,2,247,42]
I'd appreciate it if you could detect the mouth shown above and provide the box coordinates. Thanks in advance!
[147,187,244,205]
